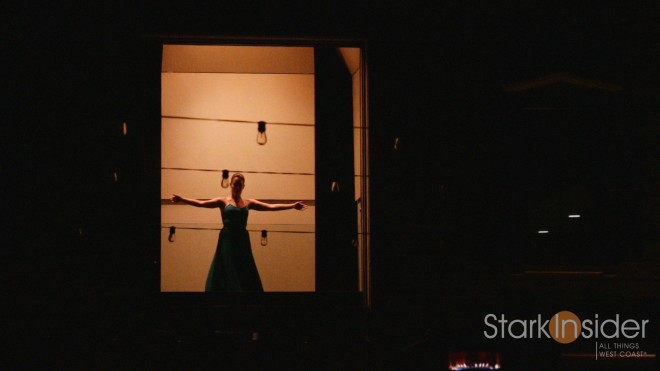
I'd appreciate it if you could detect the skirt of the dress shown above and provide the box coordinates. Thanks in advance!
[205,228,264,292]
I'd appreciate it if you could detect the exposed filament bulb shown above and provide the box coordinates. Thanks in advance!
[168,226,176,242]
[257,121,267,145]
[221,169,230,188]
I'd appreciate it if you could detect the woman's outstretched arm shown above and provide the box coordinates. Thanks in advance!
[248,199,307,211]
[170,194,225,208]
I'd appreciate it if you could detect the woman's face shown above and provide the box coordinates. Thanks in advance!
[231,177,245,194]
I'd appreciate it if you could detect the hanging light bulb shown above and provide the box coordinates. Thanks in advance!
[113,171,119,183]
[122,122,128,137]
[257,121,267,145]
[261,230,268,246]
[331,181,340,192]
[394,137,400,151]
[221,169,230,188]
[168,226,176,242]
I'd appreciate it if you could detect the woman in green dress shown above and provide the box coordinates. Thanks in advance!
[170,173,307,292]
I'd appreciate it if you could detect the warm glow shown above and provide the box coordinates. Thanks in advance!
[161,45,315,292]
[449,352,501,371]
[160,43,368,295]
[449,363,500,370]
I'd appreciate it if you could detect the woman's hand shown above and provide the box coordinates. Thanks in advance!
[170,194,182,203]
[294,201,308,211]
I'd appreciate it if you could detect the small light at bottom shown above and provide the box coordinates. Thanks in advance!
[568,214,581,218]
[538,230,549,234]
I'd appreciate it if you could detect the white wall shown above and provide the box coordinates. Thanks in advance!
[161,45,315,292]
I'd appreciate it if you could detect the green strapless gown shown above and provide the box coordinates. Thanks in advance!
[205,204,264,292]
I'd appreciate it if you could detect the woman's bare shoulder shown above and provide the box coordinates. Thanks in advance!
[211,197,229,206]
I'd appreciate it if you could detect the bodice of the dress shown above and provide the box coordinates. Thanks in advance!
[222,204,249,230]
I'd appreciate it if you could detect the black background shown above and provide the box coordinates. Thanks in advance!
[4,1,659,369]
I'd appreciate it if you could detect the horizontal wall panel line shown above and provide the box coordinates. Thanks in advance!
[163,115,314,127]
[162,167,315,176]
[161,225,315,234]
[162,71,315,75]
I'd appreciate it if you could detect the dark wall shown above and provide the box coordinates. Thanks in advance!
[314,47,358,291]
[6,3,660,366]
